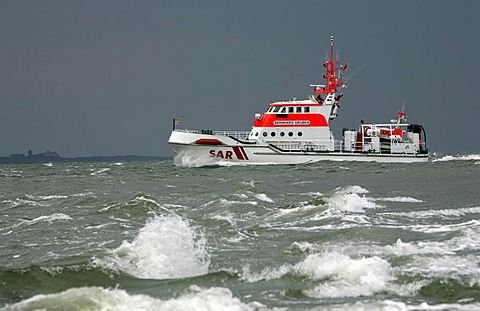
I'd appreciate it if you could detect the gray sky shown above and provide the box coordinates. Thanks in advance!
[1,0,479,157]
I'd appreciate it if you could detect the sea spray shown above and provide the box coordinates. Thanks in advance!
[324,185,379,213]
[2,286,260,311]
[93,214,209,279]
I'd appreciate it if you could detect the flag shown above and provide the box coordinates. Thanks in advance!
[172,118,182,130]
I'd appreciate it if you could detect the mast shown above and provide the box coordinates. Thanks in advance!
[311,36,346,96]
[397,101,407,125]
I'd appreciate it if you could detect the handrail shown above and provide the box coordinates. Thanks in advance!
[174,128,250,139]
[174,129,427,155]
[214,131,251,140]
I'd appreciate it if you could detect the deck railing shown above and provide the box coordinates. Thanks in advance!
[174,129,428,154]
[213,131,251,140]
[174,129,250,140]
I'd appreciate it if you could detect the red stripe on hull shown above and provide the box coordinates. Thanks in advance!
[195,139,224,145]
[232,147,245,160]
[240,147,249,160]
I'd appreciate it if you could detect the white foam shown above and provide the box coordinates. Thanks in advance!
[325,186,379,213]
[20,213,72,226]
[449,227,480,251]
[174,151,218,167]
[72,191,97,197]
[4,286,260,311]
[241,263,293,283]
[291,241,318,253]
[133,195,163,209]
[290,180,315,186]
[333,225,480,257]
[26,194,69,200]
[383,239,453,257]
[211,212,237,227]
[321,300,480,311]
[373,196,424,203]
[101,196,175,215]
[94,215,209,279]
[408,219,480,233]
[433,154,480,162]
[254,193,274,203]
[241,251,401,298]
[241,179,256,187]
[234,193,249,199]
[402,255,480,285]
[205,198,258,208]
[387,207,480,219]
[296,252,395,298]
[303,231,480,288]
[90,168,111,175]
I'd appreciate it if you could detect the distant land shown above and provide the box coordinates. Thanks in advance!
[0,150,171,165]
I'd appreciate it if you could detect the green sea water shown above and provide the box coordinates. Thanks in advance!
[1,154,479,310]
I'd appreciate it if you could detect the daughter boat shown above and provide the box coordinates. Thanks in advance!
[168,37,428,165]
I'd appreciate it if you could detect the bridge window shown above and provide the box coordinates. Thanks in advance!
[304,107,310,113]
[288,107,294,113]
[280,107,286,113]
[273,106,280,113]
[296,107,302,113]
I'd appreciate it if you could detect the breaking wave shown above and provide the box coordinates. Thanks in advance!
[324,185,379,213]
[432,153,480,162]
[173,151,219,168]
[93,215,209,280]
[2,286,260,311]
[241,251,410,298]
[298,253,399,298]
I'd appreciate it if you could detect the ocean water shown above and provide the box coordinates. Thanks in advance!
[0,154,479,310]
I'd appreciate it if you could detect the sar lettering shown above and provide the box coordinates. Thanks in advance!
[209,150,233,159]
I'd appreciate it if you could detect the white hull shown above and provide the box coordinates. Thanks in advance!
[169,131,429,166]
[168,38,429,166]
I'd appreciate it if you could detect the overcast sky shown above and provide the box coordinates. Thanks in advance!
[1,1,479,157]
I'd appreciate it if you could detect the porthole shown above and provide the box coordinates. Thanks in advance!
[280,132,285,137]
[262,132,267,137]
[298,132,303,137]
[271,132,276,137]
[255,132,259,137]
[288,132,293,137]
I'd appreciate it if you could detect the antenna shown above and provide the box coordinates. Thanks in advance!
[313,36,346,96]
[397,100,407,125]
[343,61,370,82]
[330,35,334,64]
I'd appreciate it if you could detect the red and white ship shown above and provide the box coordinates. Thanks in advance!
[168,37,428,165]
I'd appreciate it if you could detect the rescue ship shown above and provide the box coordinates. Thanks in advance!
[168,36,428,165]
